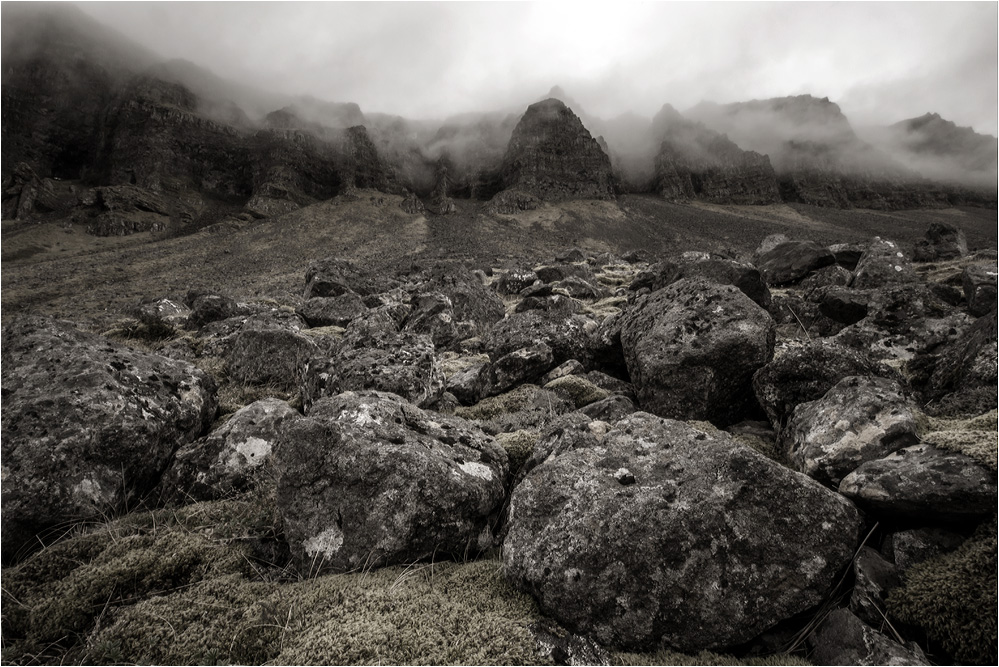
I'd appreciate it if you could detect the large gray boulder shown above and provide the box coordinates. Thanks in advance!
[275,391,508,574]
[962,263,998,317]
[632,254,771,308]
[756,240,836,286]
[807,608,927,666]
[840,444,998,521]
[619,278,775,425]
[1,316,217,562]
[228,328,319,390]
[782,376,919,486]
[913,222,968,262]
[482,310,598,368]
[158,398,299,505]
[504,412,861,652]
[851,237,918,289]
[923,311,997,417]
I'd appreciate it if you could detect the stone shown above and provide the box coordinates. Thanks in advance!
[542,375,609,409]
[554,276,605,300]
[187,293,240,328]
[402,292,474,350]
[539,359,585,386]
[158,398,299,505]
[504,413,861,652]
[228,328,319,390]
[913,222,968,262]
[297,293,368,328]
[275,391,508,574]
[535,263,596,285]
[640,255,771,308]
[924,312,997,417]
[818,286,870,324]
[487,343,555,396]
[807,609,927,666]
[839,444,998,521]
[514,295,584,314]
[619,278,775,425]
[579,395,636,422]
[133,297,191,334]
[782,376,919,486]
[303,256,396,299]
[851,238,918,289]
[496,269,540,295]
[585,371,636,402]
[482,310,598,369]
[883,528,967,575]
[301,330,444,410]
[828,243,865,271]
[962,263,997,317]
[849,546,901,628]
[1,316,217,562]
[446,362,489,406]
[756,240,837,286]
[400,190,424,214]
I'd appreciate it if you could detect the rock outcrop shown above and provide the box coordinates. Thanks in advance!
[498,98,614,201]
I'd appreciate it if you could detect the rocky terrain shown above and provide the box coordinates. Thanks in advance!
[2,4,998,666]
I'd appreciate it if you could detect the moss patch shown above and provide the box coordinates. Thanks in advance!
[544,375,609,408]
[438,351,491,379]
[916,409,998,471]
[455,384,550,422]
[495,430,539,476]
[86,560,549,666]
[887,519,998,665]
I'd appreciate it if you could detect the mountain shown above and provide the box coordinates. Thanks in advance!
[862,113,998,189]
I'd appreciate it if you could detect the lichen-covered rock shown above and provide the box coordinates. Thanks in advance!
[402,292,475,350]
[159,398,299,505]
[639,254,771,308]
[756,240,836,286]
[923,313,997,417]
[455,384,575,434]
[782,376,919,485]
[514,294,584,314]
[132,297,191,334]
[1,316,217,562]
[187,292,240,328]
[554,275,605,300]
[913,222,968,262]
[303,256,397,299]
[275,391,508,573]
[301,331,443,410]
[228,328,319,390]
[851,237,918,289]
[962,262,998,317]
[839,444,997,521]
[807,608,927,666]
[297,293,368,328]
[446,362,489,406]
[883,527,967,575]
[496,269,540,295]
[753,339,893,428]
[619,278,775,425]
[535,263,596,284]
[580,395,636,422]
[817,286,870,324]
[422,264,506,333]
[487,343,555,396]
[482,310,598,368]
[543,374,609,408]
[503,412,861,652]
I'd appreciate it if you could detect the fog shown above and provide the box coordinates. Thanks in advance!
[73,1,998,135]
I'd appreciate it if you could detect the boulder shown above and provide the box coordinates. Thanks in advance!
[756,240,836,286]
[275,391,508,573]
[579,395,636,422]
[782,376,919,486]
[818,286,870,324]
[923,312,997,417]
[535,263,596,285]
[400,190,424,214]
[828,242,865,271]
[402,292,474,350]
[554,276,605,300]
[187,293,240,328]
[301,331,444,410]
[619,278,775,425]
[962,263,998,317]
[423,264,506,333]
[883,527,967,575]
[496,269,539,295]
[303,256,396,299]
[539,359,585,385]
[839,444,998,521]
[482,311,597,368]
[542,375,609,409]
[799,264,853,290]
[807,609,927,666]
[159,398,299,505]
[228,328,319,390]
[640,255,771,308]
[1,316,217,562]
[133,297,191,335]
[446,362,489,406]
[514,295,584,314]
[851,238,918,289]
[912,222,968,262]
[487,343,555,396]
[297,293,368,328]
[504,413,861,652]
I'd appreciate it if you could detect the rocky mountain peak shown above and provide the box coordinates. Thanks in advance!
[497,98,614,201]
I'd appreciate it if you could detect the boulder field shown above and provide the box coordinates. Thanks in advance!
[2,224,996,665]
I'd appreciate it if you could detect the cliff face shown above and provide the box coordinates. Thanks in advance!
[686,95,965,210]
[499,98,615,201]
[652,105,781,205]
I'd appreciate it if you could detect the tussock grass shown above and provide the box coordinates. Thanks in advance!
[915,409,998,471]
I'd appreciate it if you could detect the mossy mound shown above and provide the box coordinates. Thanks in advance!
[87,560,549,665]
[495,430,539,476]
[543,375,609,408]
[916,409,998,471]
[454,385,572,432]
[887,519,998,665]
[612,649,809,665]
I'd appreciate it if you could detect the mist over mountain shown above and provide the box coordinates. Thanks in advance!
[2,1,996,229]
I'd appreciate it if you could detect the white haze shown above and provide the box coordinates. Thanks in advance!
[74,1,999,136]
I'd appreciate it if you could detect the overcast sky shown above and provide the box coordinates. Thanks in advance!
[75,1,998,135]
